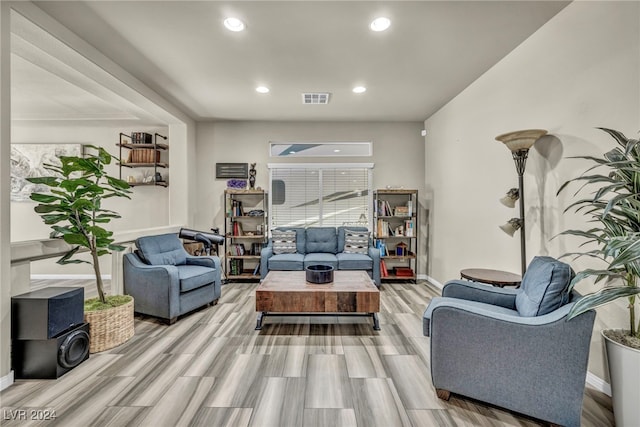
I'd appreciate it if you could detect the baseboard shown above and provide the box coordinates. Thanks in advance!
[31,274,111,280]
[424,275,444,290]
[1,371,14,392]
[586,372,611,397]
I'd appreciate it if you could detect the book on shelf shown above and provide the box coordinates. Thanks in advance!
[233,221,244,236]
[404,219,414,237]
[380,260,389,277]
[229,259,244,275]
[229,243,246,256]
[231,200,244,216]
[251,242,265,256]
[131,132,152,144]
[252,262,261,276]
[393,267,414,277]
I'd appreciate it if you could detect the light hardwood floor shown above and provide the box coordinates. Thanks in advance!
[1,280,614,427]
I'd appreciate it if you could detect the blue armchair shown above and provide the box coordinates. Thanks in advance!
[423,256,595,427]
[123,233,221,324]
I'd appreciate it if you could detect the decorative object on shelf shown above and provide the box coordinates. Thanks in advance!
[499,188,520,208]
[557,128,640,427]
[249,163,257,189]
[216,162,248,179]
[26,145,135,353]
[226,179,247,189]
[495,129,548,275]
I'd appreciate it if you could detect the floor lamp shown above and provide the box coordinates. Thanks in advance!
[496,129,547,276]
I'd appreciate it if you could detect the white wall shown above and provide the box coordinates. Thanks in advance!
[424,1,639,381]
[195,120,429,275]
[11,124,171,275]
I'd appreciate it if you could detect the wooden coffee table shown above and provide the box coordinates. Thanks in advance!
[255,270,381,330]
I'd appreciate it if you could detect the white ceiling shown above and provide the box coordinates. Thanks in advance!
[14,1,570,123]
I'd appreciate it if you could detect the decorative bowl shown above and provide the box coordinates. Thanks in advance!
[306,264,334,284]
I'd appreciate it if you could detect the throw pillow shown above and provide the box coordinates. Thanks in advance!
[271,230,297,255]
[515,256,574,317]
[343,229,370,254]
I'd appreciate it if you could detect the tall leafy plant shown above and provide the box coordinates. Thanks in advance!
[26,146,131,305]
[558,128,640,343]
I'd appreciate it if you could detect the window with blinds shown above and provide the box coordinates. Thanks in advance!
[269,164,373,230]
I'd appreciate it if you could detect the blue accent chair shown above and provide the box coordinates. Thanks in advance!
[423,256,596,427]
[123,233,222,324]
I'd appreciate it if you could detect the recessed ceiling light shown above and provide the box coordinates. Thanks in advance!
[353,86,367,94]
[370,17,391,32]
[224,17,245,32]
[256,86,270,93]
[334,149,341,153]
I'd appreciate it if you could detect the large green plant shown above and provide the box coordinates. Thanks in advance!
[558,128,640,342]
[26,146,131,305]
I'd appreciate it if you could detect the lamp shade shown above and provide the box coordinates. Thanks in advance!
[496,129,547,152]
[499,188,520,208]
[499,218,523,237]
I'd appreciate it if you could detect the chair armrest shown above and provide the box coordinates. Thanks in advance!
[186,255,220,269]
[368,246,381,287]
[260,246,274,279]
[123,254,181,319]
[442,279,518,309]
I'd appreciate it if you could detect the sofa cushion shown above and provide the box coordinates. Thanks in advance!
[136,233,187,266]
[273,227,307,254]
[177,265,217,292]
[271,230,297,255]
[515,256,573,317]
[304,253,338,269]
[343,229,370,254]
[269,253,305,271]
[338,226,368,251]
[305,227,337,253]
[337,252,373,270]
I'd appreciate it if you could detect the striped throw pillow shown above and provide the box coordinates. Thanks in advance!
[271,230,297,255]
[343,229,370,254]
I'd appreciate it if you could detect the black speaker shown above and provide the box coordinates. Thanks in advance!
[12,322,90,379]
[11,287,88,379]
[12,287,84,340]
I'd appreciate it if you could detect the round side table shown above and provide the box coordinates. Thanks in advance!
[460,268,521,288]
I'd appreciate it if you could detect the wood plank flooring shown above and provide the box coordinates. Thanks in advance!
[1,281,614,426]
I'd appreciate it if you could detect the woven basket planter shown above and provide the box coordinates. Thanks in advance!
[84,297,135,353]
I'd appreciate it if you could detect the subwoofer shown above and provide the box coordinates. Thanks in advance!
[12,323,90,379]
[11,287,89,379]
[12,287,84,340]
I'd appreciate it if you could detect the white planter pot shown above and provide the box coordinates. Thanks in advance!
[603,330,640,427]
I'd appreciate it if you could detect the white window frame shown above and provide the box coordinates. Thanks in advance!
[268,163,374,231]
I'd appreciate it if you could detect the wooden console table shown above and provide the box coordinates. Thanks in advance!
[460,268,521,288]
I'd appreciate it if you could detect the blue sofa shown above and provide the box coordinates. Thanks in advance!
[260,226,381,286]
[123,233,222,324]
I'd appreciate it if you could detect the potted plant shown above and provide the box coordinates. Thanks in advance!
[26,145,135,353]
[557,128,640,426]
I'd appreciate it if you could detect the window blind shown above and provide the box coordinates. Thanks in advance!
[269,164,372,230]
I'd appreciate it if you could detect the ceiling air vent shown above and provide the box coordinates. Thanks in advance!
[302,93,330,105]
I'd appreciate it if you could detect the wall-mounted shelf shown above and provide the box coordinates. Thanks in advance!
[117,133,168,187]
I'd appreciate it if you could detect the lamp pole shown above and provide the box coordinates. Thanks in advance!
[512,149,529,276]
